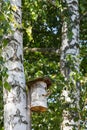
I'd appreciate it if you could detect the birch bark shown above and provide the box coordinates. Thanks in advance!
[2,0,30,130]
[60,0,80,129]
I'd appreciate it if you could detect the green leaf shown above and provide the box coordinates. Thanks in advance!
[3,39,8,47]
[4,82,11,91]
[0,56,3,64]
[0,80,3,86]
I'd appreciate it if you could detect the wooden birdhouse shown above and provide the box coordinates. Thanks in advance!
[27,77,51,112]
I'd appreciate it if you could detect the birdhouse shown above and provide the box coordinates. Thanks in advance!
[27,77,51,112]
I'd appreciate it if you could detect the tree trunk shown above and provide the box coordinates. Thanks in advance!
[60,0,80,129]
[2,0,30,130]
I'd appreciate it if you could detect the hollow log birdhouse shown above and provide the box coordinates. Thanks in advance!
[27,77,51,112]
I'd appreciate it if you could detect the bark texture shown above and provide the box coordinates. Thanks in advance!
[3,0,29,130]
[60,0,80,129]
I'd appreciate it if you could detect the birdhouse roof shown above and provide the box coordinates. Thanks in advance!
[27,77,51,88]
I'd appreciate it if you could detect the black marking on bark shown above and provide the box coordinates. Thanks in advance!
[14,108,28,125]
[22,120,28,124]
[12,9,21,17]
[8,55,20,61]
[62,43,79,54]
[10,67,23,72]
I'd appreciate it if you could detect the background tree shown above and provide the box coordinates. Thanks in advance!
[60,0,80,129]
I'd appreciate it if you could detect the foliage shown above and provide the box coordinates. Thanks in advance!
[80,0,87,40]
[23,1,63,129]
[24,51,64,129]
[23,0,87,129]
[22,0,61,48]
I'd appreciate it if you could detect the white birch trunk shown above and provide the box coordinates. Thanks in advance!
[60,0,80,129]
[2,0,30,130]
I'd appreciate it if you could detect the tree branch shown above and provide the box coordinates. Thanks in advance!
[23,47,60,54]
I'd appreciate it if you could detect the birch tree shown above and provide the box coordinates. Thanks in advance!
[60,0,80,129]
[1,0,87,129]
[2,0,30,130]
